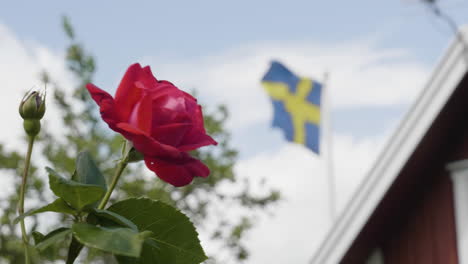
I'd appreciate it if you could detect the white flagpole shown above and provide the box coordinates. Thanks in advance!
[321,72,336,220]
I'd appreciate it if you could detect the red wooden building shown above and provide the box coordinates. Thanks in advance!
[311,27,468,264]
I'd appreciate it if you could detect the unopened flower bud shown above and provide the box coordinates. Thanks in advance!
[19,88,46,137]
[19,89,46,120]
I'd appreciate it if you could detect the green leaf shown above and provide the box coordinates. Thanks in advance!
[108,198,207,264]
[32,231,45,245]
[14,198,76,224]
[62,16,75,39]
[73,151,107,190]
[89,209,138,231]
[36,227,71,251]
[47,167,105,211]
[71,223,145,257]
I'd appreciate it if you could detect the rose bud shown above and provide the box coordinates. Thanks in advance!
[19,89,46,120]
[19,88,46,137]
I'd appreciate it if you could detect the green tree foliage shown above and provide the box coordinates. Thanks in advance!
[0,16,280,263]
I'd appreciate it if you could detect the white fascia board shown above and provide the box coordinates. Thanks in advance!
[447,159,468,264]
[310,26,468,264]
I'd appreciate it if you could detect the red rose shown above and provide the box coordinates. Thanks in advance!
[86,63,217,186]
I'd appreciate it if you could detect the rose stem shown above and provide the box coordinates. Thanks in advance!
[18,135,36,264]
[98,160,128,210]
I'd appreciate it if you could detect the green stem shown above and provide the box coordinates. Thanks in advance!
[18,136,35,264]
[98,160,128,210]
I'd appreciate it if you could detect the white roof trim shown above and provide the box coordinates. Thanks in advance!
[310,26,468,264]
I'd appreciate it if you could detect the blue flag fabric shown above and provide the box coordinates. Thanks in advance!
[261,61,322,153]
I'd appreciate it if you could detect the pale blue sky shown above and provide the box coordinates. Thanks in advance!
[2,0,467,81]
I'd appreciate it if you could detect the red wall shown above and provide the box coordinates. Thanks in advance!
[382,172,458,263]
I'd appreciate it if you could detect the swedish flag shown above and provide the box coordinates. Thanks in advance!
[261,61,322,153]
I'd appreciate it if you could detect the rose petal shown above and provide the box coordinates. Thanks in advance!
[192,105,206,131]
[114,64,159,121]
[145,154,210,187]
[152,123,192,147]
[128,92,153,134]
[181,90,197,102]
[116,123,182,159]
[178,131,218,151]
[156,92,186,113]
[147,80,176,98]
[152,104,191,126]
[86,83,119,130]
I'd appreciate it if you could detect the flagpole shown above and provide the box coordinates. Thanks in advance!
[322,72,336,221]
